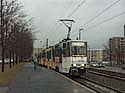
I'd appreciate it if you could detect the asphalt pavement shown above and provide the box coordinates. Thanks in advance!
[7,63,95,93]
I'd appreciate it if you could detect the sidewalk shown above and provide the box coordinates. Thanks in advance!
[6,63,94,93]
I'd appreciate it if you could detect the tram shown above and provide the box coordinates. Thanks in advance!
[41,48,52,68]
[40,19,88,76]
[52,39,88,76]
[40,39,87,76]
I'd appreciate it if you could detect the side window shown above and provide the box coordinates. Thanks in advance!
[63,43,66,57]
[48,50,51,59]
[67,42,70,56]
[63,49,66,57]
[55,49,58,56]
[42,50,45,58]
[47,51,51,61]
[63,43,66,48]
[63,42,70,57]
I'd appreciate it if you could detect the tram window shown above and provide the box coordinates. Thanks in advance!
[63,43,66,48]
[71,46,77,55]
[55,48,62,57]
[74,46,77,55]
[67,42,70,56]
[48,51,51,59]
[71,46,87,55]
[62,48,70,57]
[42,51,45,58]
[67,42,70,48]
[63,49,66,57]
[67,49,70,56]
[47,52,49,59]
[55,49,58,56]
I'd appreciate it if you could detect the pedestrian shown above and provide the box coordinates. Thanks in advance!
[32,57,36,70]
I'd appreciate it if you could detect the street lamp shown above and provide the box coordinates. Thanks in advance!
[39,40,42,63]
[79,28,84,40]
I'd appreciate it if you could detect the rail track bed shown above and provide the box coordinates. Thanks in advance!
[85,67,125,93]
[64,73,122,93]
[87,67,125,79]
[39,64,125,93]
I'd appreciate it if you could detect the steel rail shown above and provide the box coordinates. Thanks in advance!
[88,67,125,78]
[88,70,125,81]
[79,75,122,93]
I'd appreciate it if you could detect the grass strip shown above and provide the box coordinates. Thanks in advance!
[0,64,23,86]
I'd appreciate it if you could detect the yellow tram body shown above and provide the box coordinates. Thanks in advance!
[43,48,52,68]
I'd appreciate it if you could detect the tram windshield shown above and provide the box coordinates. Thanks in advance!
[71,46,87,56]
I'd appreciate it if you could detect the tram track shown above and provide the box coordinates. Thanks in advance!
[85,68,125,93]
[88,70,125,81]
[39,64,124,93]
[87,67,125,78]
[80,75,122,93]
[60,68,125,93]
[65,74,122,93]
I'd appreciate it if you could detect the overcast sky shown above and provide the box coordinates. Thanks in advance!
[19,0,125,48]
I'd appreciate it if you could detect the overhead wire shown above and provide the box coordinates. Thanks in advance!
[70,0,121,38]
[55,0,85,42]
[65,0,83,38]
[71,11,125,38]
[43,0,75,45]
[86,11,125,30]
[67,0,87,18]
[82,0,121,27]
[71,1,123,37]
[51,0,77,44]
[62,0,74,18]
[51,0,121,42]
[56,0,88,42]
[59,0,87,40]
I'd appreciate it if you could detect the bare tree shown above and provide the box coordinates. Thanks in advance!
[0,0,34,72]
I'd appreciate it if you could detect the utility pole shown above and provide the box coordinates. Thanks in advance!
[40,40,42,63]
[124,25,125,37]
[46,38,48,48]
[79,28,83,40]
[124,25,125,64]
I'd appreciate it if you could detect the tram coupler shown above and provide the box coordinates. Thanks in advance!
[69,67,80,76]
[78,67,87,75]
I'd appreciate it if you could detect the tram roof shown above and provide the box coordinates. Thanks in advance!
[47,39,87,48]
[60,39,87,43]
[54,39,87,46]
[68,40,87,42]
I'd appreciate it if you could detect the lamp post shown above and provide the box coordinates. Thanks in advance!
[39,40,42,63]
[31,30,40,59]
[35,39,42,63]
[79,28,84,40]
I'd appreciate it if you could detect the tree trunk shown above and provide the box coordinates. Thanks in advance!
[12,52,15,66]
[1,44,5,72]
[1,0,4,72]
[15,54,18,64]
[9,51,11,68]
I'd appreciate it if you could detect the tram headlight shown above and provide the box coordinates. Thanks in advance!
[81,64,84,66]
[73,64,76,66]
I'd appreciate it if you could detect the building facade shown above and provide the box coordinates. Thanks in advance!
[88,49,106,62]
[33,48,43,62]
[109,37,125,65]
